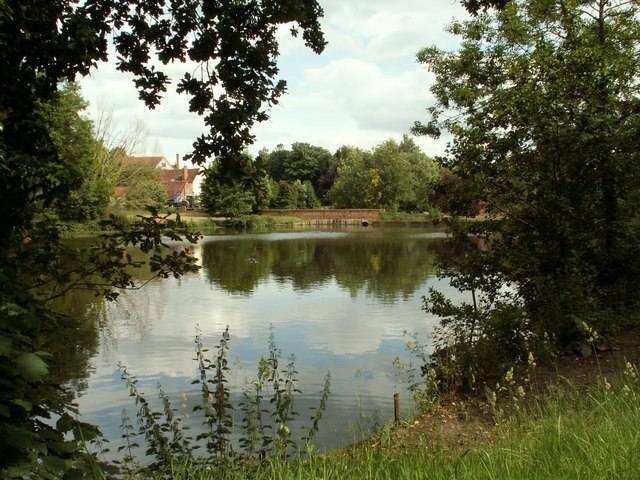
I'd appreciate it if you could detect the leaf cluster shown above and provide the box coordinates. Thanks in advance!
[117,327,331,477]
[415,0,640,390]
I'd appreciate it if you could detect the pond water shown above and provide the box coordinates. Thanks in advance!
[59,226,463,454]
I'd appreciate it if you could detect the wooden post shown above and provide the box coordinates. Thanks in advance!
[394,393,400,423]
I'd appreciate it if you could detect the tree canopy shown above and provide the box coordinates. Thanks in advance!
[416,0,640,385]
[0,0,325,246]
[260,142,334,200]
[0,1,325,476]
[328,136,439,212]
[201,152,270,217]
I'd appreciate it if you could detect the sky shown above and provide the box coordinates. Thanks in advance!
[79,0,469,167]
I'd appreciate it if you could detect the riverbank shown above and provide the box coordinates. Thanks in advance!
[60,210,447,238]
[182,211,444,230]
[125,328,640,479]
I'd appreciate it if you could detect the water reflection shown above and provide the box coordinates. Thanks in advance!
[200,229,454,303]
[57,227,462,454]
[47,288,104,395]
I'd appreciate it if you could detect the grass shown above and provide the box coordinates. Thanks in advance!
[378,211,437,222]
[128,365,640,479]
[180,217,225,234]
[225,214,310,229]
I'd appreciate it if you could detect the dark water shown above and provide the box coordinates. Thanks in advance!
[57,226,462,453]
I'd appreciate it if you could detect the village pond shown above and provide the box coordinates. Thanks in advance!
[57,226,465,455]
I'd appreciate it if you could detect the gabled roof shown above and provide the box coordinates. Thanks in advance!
[160,168,200,197]
[159,168,199,184]
[119,156,170,169]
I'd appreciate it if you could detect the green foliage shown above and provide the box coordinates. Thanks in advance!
[115,162,167,211]
[328,147,376,208]
[0,209,201,477]
[429,172,482,217]
[39,83,97,201]
[415,0,640,383]
[117,328,331,477]
[261,143,333,201]
[130,368,640,480]
[33,82,168,221]
[0,1,325,475]
[270,179,320,209]
[328,137,439,211]
[256,137,438,211]
[0,275,113,478]
[222,214,307,230]
[378,211,439,222]
[201,154,268,217]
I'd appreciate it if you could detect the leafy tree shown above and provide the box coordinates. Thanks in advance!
[316,159,339,201]
[38,82,116,222]
[461,0,511,14]
[270,179,319,209]
[327,147,376,208]
[416,0,640,383]
[260,145,291,183]
[328,138,439,211]
[39,83,97,200]
[114,162,167,210]
[289,143,333,192]
[261,142,333,200]
[0,0,325,476]
[41,83,173,219]
[429,172,482,217]
[201,153,266,217]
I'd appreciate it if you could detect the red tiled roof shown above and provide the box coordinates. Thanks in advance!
[119,156,168,169]
[160,168,200,198]
[159,168,199,184]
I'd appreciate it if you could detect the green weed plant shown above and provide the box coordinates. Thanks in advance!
[134,362,640,479]
[117,327,331,478]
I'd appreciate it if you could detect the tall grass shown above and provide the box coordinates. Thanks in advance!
[378,211,438,222]
[225,215,309,229]
[136,364,640,479]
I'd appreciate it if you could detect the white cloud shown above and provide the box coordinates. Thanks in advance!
[79,0,469,161]
[250,58,441,155]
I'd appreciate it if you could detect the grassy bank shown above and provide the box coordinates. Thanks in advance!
[125,364,640,480]
[224,214,310,229]
[61,210,452,237]
[378,211,438,223]
[57,212,272,237]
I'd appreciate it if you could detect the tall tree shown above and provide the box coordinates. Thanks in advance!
[40,82,123,221]
[327,147,376,208]
[201,152,269,217]
[261,142,333,200]
[0,1,325,476]
[328,138,439,211]
[416,0,640,355]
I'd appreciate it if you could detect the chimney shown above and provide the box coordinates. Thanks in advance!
[182,165,188,200]
[175,153,180,170]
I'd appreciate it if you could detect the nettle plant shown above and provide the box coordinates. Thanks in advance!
[118,327,331,476]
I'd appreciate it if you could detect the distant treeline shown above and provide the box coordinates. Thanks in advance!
[200,136,479,218]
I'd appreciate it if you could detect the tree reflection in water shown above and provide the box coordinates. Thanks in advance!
[200,229,459,304]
